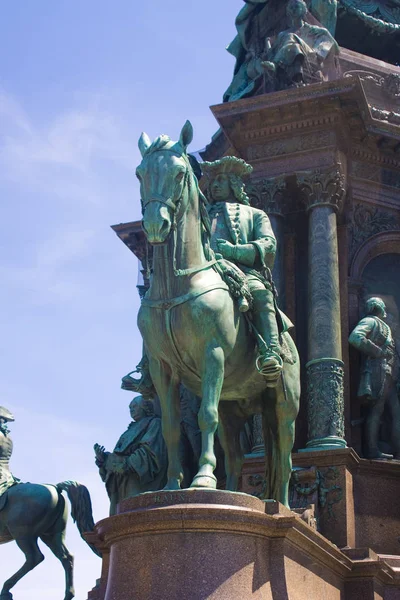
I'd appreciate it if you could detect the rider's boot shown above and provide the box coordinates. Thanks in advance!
[252,290,283,386]
[121,356,156,399]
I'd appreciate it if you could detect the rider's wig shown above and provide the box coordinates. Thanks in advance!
[201,156,253,205]
[227,174,251,205]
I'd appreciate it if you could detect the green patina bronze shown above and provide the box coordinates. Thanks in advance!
[0,409,99,600]
[135,121,300,506]
[349,297,400,460]
[263,0,339,91]
[226,0,400,93]
[224,0,338,101]
[94,396,168,515]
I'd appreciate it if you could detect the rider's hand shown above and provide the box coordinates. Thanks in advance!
[216,239,235,260]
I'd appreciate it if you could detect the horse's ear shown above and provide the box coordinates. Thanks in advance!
[179,120,193,151]
[138,132,152,157]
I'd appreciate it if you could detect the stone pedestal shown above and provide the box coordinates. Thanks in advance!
[84,533,110,600]
[243,449,400,556]
[88,487,400,599]
[93,489,358,600]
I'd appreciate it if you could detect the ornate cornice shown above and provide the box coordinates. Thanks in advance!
[351,148,400,171]
[248,130,336,162]
[344,71,400,101]
[211,79,356,120]
[244,115,340,144]
[297,166,346,213]
[370,106,400,126]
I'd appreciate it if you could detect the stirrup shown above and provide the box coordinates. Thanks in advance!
[256,351,283,380]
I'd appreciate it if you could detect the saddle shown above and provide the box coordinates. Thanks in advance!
[0,491,12,545]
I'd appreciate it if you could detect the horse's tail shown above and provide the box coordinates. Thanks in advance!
[56,481,101,557]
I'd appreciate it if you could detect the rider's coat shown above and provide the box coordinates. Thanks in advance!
[0,428,18,499]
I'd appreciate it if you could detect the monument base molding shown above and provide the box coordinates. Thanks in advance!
[88,488,400,600]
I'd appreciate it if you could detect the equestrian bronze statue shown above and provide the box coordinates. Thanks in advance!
[0,407,99,600]
[134,121,300,506]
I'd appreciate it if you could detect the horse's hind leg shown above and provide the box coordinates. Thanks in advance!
[1,537,44,598]
[263,381,296,507]
[41,531,74,600]
[191,345,224,488]
[218,403,245,491]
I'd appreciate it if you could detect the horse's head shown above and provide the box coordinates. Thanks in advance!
[137,121,194,245]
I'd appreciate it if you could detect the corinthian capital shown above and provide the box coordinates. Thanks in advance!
[247,175,288,215]
[297,165,346,214]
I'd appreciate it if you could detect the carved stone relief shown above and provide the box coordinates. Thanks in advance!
[247,130,335,161]
[306,359,345,442]
[348,202,400,262]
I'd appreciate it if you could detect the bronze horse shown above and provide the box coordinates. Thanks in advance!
[0,481,99,600]
[137,121,300,506]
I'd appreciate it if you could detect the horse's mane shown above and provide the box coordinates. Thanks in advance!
[142,135,173,157]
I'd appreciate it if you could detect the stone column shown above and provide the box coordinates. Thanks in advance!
[298,166,347,451]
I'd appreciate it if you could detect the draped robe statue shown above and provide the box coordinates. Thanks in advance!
[224,0,338,101]
[94,396,167,515]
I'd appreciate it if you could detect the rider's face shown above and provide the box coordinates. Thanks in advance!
[211,174,232,202]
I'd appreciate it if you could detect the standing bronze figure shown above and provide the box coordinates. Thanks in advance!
[94,396,167,515]
[135,121,300,506]
[0,407,99,600]
[349,297,400,460]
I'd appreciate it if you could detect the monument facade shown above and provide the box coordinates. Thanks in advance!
[92,0,400,597]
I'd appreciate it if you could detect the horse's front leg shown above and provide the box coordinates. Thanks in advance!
[191,346,224,489]
[150,360,183,490]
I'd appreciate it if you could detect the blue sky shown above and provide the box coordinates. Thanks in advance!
[0,1,244,597]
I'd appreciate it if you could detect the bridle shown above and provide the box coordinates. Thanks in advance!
[141,148,192,218]
[140,147,216,278]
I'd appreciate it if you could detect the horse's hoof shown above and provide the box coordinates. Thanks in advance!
[0,592,13,600]
[190,474,217,489]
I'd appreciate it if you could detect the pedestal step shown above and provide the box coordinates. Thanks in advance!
[86,489,400,600]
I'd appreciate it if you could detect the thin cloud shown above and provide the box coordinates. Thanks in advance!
[0,88,137,203]
[0,227,96,304]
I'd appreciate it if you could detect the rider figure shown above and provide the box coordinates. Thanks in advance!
[202,156,284,384]
[0,406,19,500]
[125,155,288,393]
